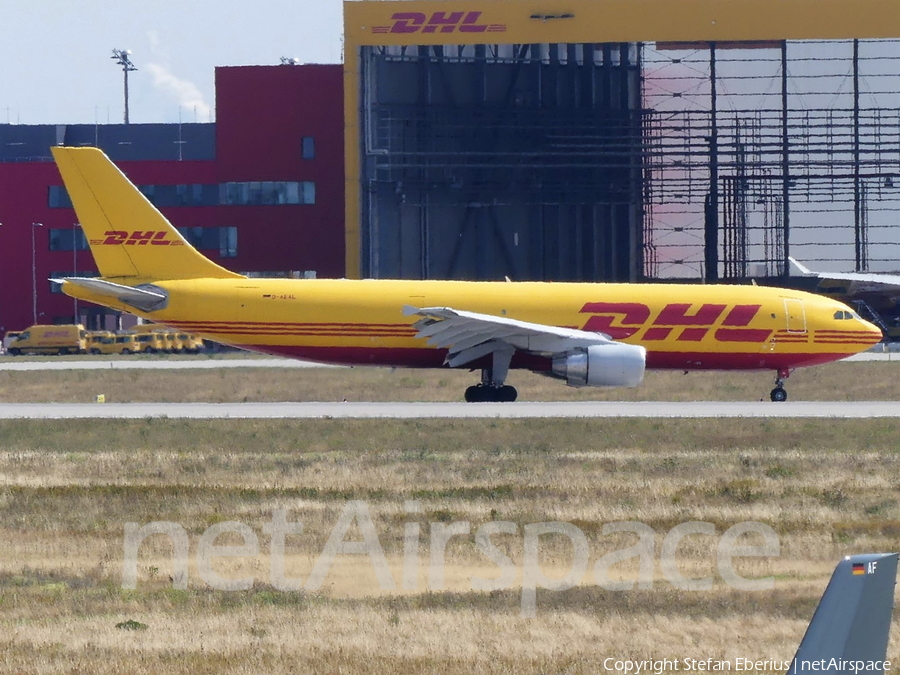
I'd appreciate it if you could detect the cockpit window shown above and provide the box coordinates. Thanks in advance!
[832,310,855,320]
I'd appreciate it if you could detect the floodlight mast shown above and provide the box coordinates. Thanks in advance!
[111,49,137,124]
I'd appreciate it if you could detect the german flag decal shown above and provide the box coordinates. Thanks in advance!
[852,563,866,575]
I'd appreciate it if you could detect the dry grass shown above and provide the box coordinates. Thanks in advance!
[1,417,900,672]
[0,359,896,403]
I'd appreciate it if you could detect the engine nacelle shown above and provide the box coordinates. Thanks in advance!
[551,343,646,388]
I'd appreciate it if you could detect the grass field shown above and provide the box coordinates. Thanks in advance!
[0,359,898,403]
[1,414,900,674]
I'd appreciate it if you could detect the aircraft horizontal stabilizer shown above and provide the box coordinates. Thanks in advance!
[54,277,168,312]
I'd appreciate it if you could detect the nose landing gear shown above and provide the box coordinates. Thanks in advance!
[770,368,792,402]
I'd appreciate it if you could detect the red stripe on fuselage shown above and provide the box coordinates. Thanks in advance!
[231,344,852,372]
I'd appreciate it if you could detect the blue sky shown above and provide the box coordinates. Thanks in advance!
[0,0,344,125]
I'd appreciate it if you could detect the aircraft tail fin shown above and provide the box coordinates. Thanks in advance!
[788,553,898,674]
[51,146,243,282]
[789,257,814,276]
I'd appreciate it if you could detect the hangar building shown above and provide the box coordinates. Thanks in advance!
[0,65,344,332]
[343,0,900,285]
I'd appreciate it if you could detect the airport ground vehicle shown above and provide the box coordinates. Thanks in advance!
[93,334,134,355]
[2,324,203,357]
[176,333,204,354]
[2,331,22,353]
[130,324,204,354]
[131,332,165,354]
[113,334,138,354]
[87,330,114,354]
[7,324,88,355]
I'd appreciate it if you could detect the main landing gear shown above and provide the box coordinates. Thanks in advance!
[770,368,792,402]
[465,379,518,402]
[463,347,518,402]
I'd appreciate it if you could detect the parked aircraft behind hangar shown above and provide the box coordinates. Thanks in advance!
[50,147,881,402]
[791,257,900,340]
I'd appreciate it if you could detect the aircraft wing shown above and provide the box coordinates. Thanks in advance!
[790,257,900,289]
[403,305,620,368]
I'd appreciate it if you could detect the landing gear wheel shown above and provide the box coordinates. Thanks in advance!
[770,387,788,402]
[465,385,485,403]
[768,368,792,402]
[464,384,518,403]
[498,385,518,402]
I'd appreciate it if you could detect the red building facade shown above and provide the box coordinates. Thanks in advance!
[0,64,344,332]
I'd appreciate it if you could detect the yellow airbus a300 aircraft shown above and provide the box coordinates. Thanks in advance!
[51,147,881,402]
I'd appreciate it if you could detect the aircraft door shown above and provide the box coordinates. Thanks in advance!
[784,298,807,333]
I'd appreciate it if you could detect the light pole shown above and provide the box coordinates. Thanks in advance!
[111,49,137,124]
[31,222,43,325]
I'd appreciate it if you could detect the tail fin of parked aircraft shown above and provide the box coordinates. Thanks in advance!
[788,553,898,674]
[51,146,243,282]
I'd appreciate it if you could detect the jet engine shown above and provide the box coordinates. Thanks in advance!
[551,343,646,388]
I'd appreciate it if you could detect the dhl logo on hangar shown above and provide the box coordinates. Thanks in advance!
[579,302,776,343]
[372,11,507,35]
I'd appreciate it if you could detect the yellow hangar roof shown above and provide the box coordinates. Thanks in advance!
[344,0,900,46]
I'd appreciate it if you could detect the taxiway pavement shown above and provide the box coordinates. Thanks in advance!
[1,401,897,419]
[0,358,336,371]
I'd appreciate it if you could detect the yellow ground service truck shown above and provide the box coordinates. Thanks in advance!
[7,325,88,355]
[132,324,203,354]
[87,331,114,354]
[131,332,166,354]
[175,332,204,354]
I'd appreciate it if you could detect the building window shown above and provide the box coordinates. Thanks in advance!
[301,182,315,204]
[302,136,315,159]
[50,181,312,208]
[48,228,89,252]
[48,186,73,208]
[50,183,219,208]
[220,226,238,258]
[221,181,315,205]
[176,226,238,258]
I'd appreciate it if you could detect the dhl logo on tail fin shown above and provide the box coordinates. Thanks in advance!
[93,231,184,246]
[51,147,243,282]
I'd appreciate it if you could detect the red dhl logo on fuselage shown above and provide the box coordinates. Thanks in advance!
[372,11,506,35]
[581,302,773,343]
[90,231,184,246]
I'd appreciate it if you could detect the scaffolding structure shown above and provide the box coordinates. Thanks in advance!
[643,39,900,279]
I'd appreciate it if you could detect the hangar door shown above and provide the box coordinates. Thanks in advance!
[358,43,645,282]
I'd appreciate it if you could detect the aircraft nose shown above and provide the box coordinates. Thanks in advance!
[861,318,884,346]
